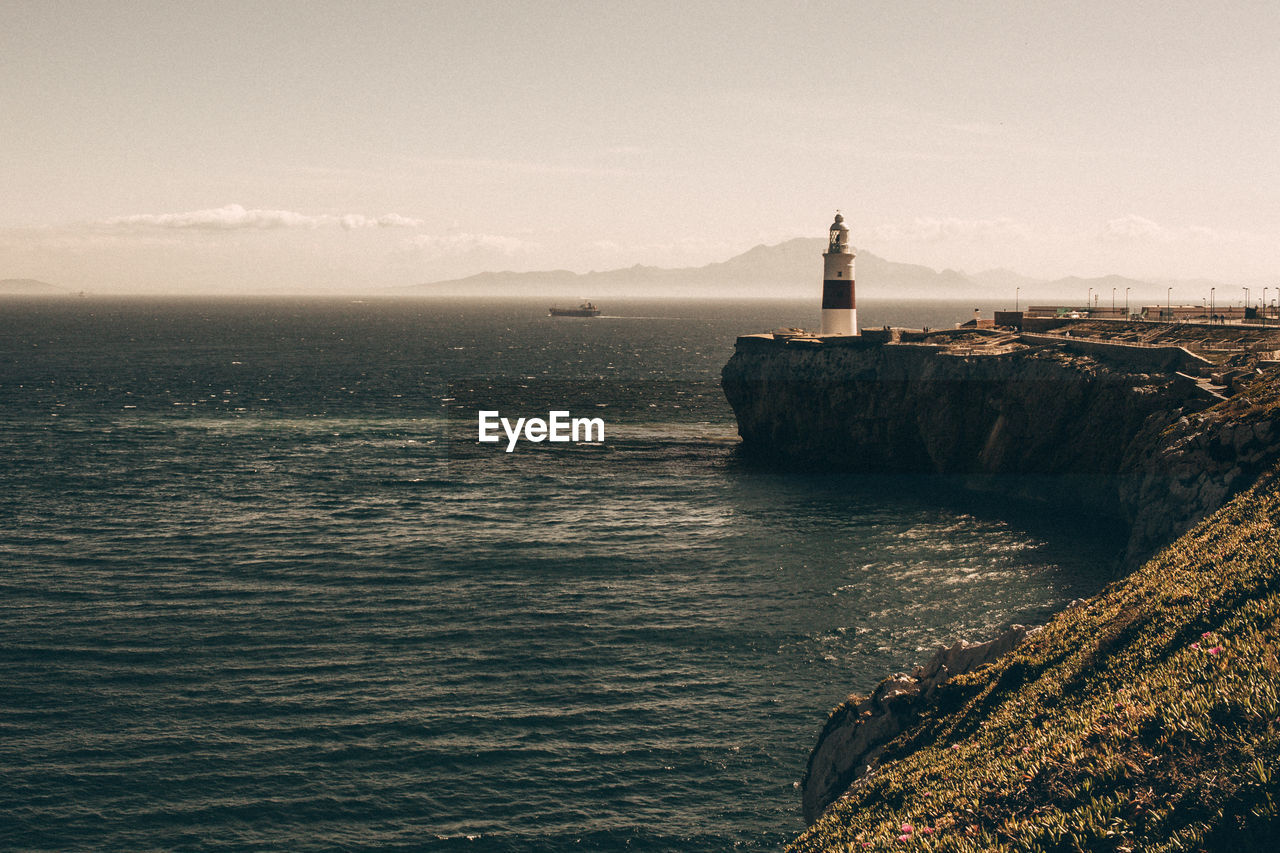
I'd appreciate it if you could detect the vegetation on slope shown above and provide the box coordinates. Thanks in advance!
[790,462,1280,852]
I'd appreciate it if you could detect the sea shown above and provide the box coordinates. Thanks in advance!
[0,296,1120,851]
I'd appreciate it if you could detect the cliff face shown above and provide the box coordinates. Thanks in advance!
[721,337,1278,561]
[1122,398,1280,562]
[723,335,1280,844]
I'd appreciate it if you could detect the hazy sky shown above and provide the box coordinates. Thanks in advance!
[3,0,1278,293]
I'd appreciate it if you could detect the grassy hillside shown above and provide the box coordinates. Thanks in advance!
[790,461,1280,851]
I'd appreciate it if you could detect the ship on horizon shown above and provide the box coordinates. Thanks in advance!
[549,301,601,317]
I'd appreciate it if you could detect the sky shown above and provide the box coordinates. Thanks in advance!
[2,0,1279,295]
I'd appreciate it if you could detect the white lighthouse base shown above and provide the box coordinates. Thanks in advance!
[821,308,858,336]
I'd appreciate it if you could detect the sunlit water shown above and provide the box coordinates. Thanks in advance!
[0,297,1118,851]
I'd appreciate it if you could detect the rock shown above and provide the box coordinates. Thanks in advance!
[1236,426,1254,454]
[800,625,1035,824]
[723,340,1211,546]
[1200,480,1228,509]
[722,336,1280,564]
[723,334,1280,827]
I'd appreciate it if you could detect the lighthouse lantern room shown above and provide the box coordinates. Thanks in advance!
[820,213,857,336]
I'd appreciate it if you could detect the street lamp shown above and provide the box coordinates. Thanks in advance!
[1211,286,1216,319]
[1087,287,1093,315]
[1167,287,1173,321]
[1245,287,1251,322]
[1112,287,1116,316]
[1015,286,1020,312]
[1125,287,1131,318]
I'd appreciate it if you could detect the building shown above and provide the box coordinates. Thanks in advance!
[820,213,857,336]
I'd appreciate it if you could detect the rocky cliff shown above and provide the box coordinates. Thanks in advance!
[721,333,1280,562]
[722,330,1280,840]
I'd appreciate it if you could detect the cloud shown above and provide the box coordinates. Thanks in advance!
[339,212,426,230]
[101,204,422,231]
[1099,215,1270,246]
[405,232,537,256]
[1101,214,1171,242]
[103,204,315,230]
[372,213,424,228]
[870,217,1033,243]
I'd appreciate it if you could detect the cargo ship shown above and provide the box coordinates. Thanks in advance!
[548,302,601,317]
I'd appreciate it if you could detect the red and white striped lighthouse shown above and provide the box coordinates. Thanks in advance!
[820,213,857,336]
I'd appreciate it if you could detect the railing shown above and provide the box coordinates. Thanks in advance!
[1025,330,1165,349]
[1027,329,1259,353]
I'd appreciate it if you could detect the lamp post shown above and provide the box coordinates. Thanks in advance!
[1264,287,1270,324]
[1125,287,1130,318]
[1111,287,1116,317]
[1087,287,1092,315]
[1015,286,1020,312]
[1211,287,1216,320]
[1167,287,1172,321]
[1245,287,1251,323]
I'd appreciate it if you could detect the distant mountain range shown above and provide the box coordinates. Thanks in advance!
[0,247,1229,303]
[413,238,1178,303]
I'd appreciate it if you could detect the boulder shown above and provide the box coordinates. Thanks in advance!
[800,625,1037,824]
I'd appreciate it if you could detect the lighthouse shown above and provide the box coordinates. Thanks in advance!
[820,213,857,336]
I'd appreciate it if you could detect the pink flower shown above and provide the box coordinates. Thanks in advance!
[1022,746,1032,753]
[898,834,911,842]
[921,826,936,834]
[1191,643,1201,650]
[1202,632,1212,639]
[950,744,961,750]
[901,823,914,833]
[1209,646,1222,655]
